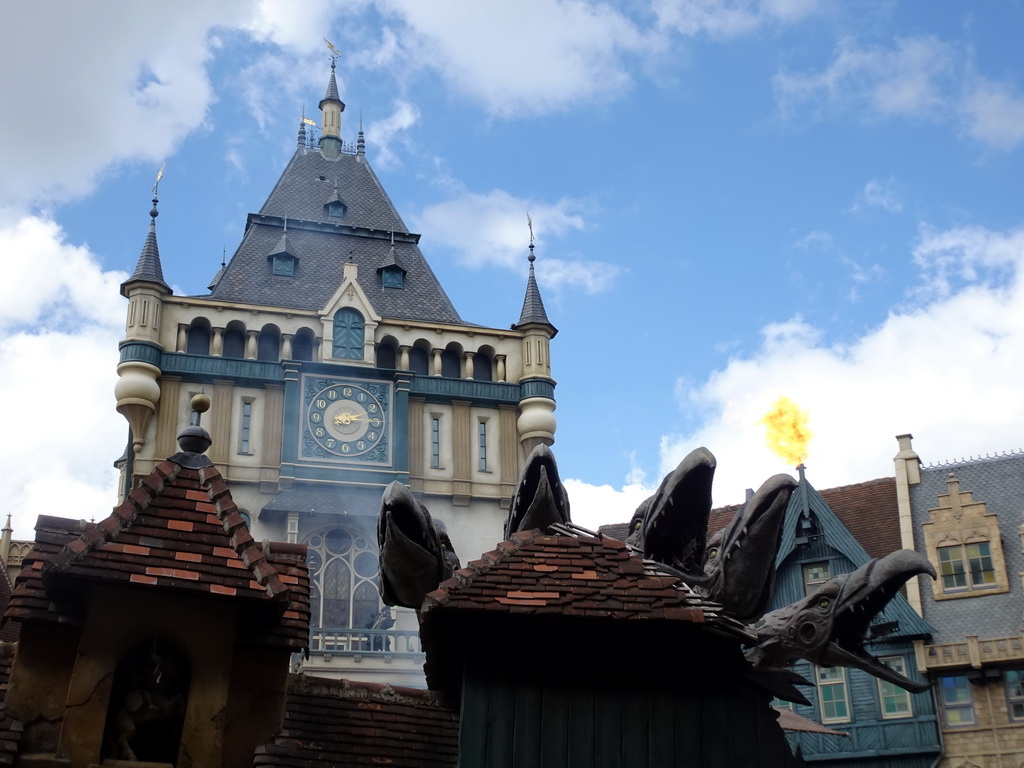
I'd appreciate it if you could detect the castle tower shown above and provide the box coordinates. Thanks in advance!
[113,61,557,686]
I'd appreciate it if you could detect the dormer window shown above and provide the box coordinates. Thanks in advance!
[381,265,404,289]
[326,200,347,219]
[272,253,296,276]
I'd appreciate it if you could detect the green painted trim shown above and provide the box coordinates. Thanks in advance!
[520,378,556,400]
[118,341,162,367]
[410,376,524,406]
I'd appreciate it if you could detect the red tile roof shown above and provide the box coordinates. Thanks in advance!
[5,458,310,650]
[419,526,754,692]
[253,675,458,767]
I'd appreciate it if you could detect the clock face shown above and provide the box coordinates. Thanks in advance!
[301,377,391,464]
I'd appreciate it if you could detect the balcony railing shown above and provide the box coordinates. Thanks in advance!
[916,634,1024,670]
[308,628,423,658]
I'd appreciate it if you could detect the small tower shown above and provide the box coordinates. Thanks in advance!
[513,240,558,452]
[319,58,346,159]
[115,190,170,455]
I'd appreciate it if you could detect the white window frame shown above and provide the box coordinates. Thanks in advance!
[816,665,851,724]
[877,657,913,719]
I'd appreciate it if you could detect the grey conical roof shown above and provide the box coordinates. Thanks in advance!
[320,61,344,110]
[122,198,170,294]
[207,262,226,292]
[515,248,555,333]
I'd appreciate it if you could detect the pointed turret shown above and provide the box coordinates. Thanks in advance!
[319,59,346,159]
[121,197,170,296]
[116,191,170,456]
[513,242,557,451]
[514,245,557,335]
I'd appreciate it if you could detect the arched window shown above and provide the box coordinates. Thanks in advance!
[332,309,364,360]
[223,321,246,359]
[293,327,316,362]
[376,343,397,369]
[186,318,211,355]
[472,352,493,381]
[257,325,280,361]
[440,349,460,378]
[409,346,429,376]
[306,527,380,630]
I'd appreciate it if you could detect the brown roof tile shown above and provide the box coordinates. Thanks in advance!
[253,675,458,767]
[4,458,311,650]
[419,526,754,692]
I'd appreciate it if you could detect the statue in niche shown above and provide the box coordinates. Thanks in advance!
[104,639,189,764]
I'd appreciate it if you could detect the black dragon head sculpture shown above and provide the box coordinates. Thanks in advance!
[377,481,460,610]
[746,549,937,692]
[503,444,571,538]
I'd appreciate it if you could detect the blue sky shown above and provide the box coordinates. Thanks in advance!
[2,1,1024,537]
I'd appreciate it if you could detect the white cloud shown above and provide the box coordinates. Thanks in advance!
[851,177,903,213]
[656,223,1024,508]
[0,2,259,207]
[0,215,127,538]
[653,0,822,38]
[366,100,420,169]
[412,189,620,292]
[959,77,1024,151]
[774,36,955,122]
[563,478,652,533]
[370,0,650,117]
[773,35,1024,150]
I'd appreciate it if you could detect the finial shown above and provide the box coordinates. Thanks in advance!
[527,212,534,246]
[283,216,288,233]
[221,246,226,267]
[150,196,159,221]
[390,230,395,246]
[177,393,212,454]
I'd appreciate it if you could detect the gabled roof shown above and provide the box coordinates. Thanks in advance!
[253,676,457,767]
[206,148,463,325]
[6,456,310,650]
[708,476,901,560]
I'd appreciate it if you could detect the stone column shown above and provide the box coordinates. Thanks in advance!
[399,345,411,370]
[246,331,258,360]
[176,324,188,352]
[211,327,224,357]
[432,349,443,376]
[463,352,474,380]
[281,333,294,360]
[495,354,507,382]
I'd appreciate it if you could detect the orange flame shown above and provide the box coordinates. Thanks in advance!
[758,396,812,467]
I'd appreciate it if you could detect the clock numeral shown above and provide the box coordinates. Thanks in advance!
[315,398,327,409]
[368,404,377,413]
[356,392,366,402]
[342,387,352,397]
[367,431,377,441]
[310,412,322,423]
[315,427,325,437]
[325,438,336,448]
[356,441,365,450]
[327,389,338,400]
[341,443,351,453]
[370,418,381,428]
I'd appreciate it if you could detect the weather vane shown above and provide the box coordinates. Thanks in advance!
[527,212,534,246]
[152,162,166,196]
[324,37,340,63]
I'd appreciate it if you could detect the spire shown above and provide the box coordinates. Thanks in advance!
[297,117,306,149]
[515,243,556,334]
[320,59,343,107]
[122,195,170,295]
[318,55,346,159]
[357,113,365,155]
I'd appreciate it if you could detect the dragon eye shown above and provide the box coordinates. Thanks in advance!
[707,547,719,561]
[818,598,831,609]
